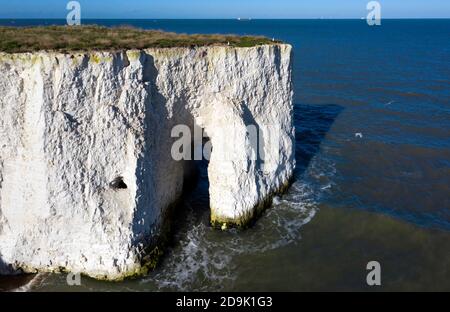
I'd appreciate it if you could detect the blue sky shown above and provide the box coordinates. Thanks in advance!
[0,0,449,19]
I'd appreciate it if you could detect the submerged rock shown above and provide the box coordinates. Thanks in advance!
[0,44,295,280]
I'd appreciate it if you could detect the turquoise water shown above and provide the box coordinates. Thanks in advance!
[0,19,449,291]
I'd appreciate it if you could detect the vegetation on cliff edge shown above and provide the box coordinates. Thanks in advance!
[0,25,281,53]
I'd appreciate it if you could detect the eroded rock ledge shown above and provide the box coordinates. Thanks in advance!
[0,44,295,280]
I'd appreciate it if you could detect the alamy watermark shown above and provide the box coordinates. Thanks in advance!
[67,272,82,286]
[367,1,381,26]
[67,1,81,26]
[366,261,381,286]
[170,123,282,170]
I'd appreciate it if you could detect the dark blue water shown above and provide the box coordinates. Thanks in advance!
[0,19,449,291]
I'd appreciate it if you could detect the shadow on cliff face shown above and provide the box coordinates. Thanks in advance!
[0,257,6,274]
[168,159,211,244]
[294,103,344,176]
[132,52,206,250]
[0,256,12,276]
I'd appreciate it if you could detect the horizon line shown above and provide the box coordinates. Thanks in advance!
[0,17,449,20]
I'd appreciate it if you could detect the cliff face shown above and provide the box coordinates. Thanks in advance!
[0,44,294,280]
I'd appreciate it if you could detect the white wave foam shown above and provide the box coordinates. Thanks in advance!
[149,219,236,291]
[12,273,48,292]
[145,153,336,291]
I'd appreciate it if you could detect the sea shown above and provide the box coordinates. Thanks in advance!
[0,19,449,291]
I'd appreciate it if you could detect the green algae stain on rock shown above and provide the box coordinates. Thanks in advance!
[211,176,294,230]
[126,50,142,62]
[89,53,113,64]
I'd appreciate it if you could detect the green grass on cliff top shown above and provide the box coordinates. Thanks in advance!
[0,25,281,53]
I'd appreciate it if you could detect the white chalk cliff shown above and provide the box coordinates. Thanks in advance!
[0,44,294,280]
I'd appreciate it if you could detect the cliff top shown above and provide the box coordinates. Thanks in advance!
[0,25,281,53]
